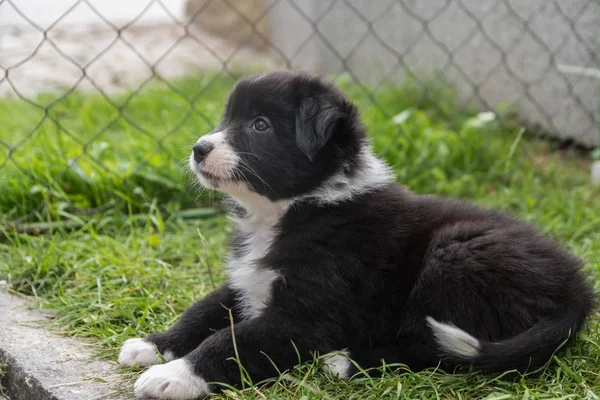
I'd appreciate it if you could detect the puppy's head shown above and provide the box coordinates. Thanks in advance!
[189,70,368,207]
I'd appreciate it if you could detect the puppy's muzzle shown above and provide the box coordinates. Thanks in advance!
[193,141,213,163]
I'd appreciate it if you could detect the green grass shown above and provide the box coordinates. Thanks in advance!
[0,71,599,399]
[0,363,5,397]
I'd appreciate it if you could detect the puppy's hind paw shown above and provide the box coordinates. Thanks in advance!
[321,350,352,378]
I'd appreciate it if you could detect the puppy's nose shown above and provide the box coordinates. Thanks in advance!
[193,141,213,163]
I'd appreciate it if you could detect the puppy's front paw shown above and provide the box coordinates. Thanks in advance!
[134,359,209,399]
[119,338,162,367]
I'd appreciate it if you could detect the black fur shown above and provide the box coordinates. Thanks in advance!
[128,71,595,394]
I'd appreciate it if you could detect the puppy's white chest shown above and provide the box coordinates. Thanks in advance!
[228,222,279,319]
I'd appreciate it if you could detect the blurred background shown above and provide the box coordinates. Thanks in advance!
[1,0,599,223]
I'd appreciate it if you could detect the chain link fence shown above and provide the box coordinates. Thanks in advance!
[0,0,598,224]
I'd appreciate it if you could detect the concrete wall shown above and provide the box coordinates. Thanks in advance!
[184,0,272,52]
[268,0,599,148]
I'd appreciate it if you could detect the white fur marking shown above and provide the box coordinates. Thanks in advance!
[164,350,177,362]
[321,350,352,378]
[134,359,209,399]
[426,316,481,358]
[228,194,289,319]
[300,147,393,206]
[118,338,162,367]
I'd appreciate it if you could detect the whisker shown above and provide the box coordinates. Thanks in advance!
[237,161,275,194]
[235,151,262,160]
[178,157,192,167]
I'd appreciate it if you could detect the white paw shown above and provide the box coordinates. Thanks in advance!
[134,359,209,399]
[321,350,352,378]
[118,338,162,367]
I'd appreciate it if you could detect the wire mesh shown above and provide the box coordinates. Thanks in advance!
[0,0,598,224]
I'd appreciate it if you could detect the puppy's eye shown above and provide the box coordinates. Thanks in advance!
[252,118,270,132]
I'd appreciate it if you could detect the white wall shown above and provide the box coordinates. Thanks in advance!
[269,0,600,148]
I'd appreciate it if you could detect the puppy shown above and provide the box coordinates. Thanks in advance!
[119,71,594,399]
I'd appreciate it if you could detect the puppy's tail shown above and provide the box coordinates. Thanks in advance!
[426,299,592,372]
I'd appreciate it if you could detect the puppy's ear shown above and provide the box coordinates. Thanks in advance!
[295,97,344,161]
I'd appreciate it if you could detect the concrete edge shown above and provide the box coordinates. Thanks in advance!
[0,289,134,400]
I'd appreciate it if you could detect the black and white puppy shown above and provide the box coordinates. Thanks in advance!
[119,70,594,399]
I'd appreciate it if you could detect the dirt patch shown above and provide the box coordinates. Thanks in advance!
[0,20,277,98]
